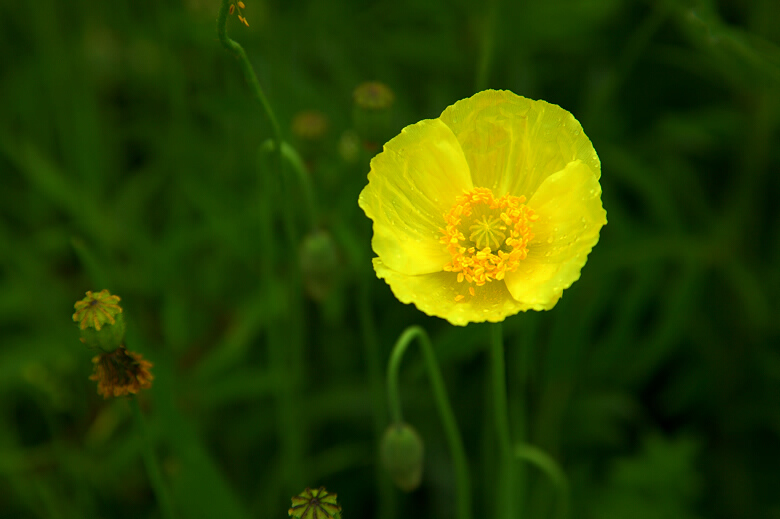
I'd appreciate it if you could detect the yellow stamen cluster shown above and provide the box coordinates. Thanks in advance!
[441,187,537,298]
[229,1,249,26]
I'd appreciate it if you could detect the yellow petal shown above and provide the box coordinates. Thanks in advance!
[359,118,473,275]
[373,258,532,326]
[439,90,600,200]
[504,160,606,309]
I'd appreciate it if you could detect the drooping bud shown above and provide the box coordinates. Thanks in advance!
[288,487,342,519]
[381,422,425,492]
[352,81,395,148]
[73,290,126,351]
[299,230,341,302]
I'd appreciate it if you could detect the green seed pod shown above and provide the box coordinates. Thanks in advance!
[72,290,126,351]
[288,487,342,519]
[352,81,395,147]
[79,312,126,351]
[381,422,424,492]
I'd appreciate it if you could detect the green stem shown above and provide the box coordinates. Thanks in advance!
[269,310,304,490]
[513,322,530,512]
[217,0,282,146]
[476,0,501,91]
[70,237,110,290]
[386,326,472,519]
[131,398,176,519]
[514,443,569,519]
[261,139,319,230]
[219,3,319,237]
[490,322,516,519]
[218,2,289,242]
[358,278,396,519]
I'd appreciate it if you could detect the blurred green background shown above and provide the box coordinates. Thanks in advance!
[1,0,779,517]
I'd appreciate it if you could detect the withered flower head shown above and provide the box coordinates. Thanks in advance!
[89,346,153,399]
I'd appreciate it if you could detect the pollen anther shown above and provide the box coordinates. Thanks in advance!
[440,187,536,295]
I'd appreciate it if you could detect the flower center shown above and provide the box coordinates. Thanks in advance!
[469,214,506,250]
[440,187,537,294]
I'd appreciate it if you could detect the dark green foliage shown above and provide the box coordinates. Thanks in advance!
[0,0,778,518]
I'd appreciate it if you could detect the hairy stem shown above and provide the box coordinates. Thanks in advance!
[217,0,282,146]
[490,322,516,519]
[131,398,176,519]
[359,278,396,519]
[387,325,472,519]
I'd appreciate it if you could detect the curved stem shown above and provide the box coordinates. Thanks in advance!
[282,142,318,228]
[514,443,569,519]
[386,325,472,519]
[219,4,319,235]
[261,139,318,230]
[131,398,176,519]
[490,322,516,519]
[217,0,282,146]
[476,0,502,91]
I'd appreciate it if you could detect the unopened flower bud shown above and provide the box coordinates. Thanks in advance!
[354,81,395,111]
[381,422,424,492]
[292,110,329,141]
[73,290,126,351]
[353,81,395,147]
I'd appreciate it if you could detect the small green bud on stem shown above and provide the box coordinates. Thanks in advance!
[381,422,425,492]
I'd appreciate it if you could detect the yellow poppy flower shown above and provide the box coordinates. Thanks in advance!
[358,90,607,326]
